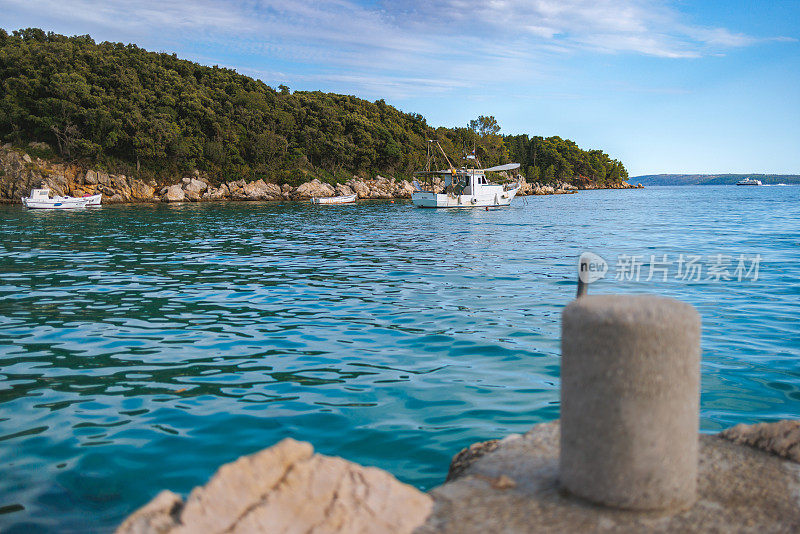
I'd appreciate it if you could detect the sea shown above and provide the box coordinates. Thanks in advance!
[1,185,798,532]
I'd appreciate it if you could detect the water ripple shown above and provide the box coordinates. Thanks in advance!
[1,187,799,532]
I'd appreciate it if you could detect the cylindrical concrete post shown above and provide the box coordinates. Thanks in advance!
[560,295,701,511]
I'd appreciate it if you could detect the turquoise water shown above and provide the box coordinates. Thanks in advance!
[1,185,799,532]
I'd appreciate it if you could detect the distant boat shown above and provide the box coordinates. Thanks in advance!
[22,188,101,209]
[736,178,762,186]
[310,193,357,204]
[412,141,521,208]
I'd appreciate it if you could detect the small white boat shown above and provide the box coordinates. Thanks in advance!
[412,141,521,208]
[310,194,357,204]
[736,178,762,186]
[22,188,100,209]
[83,193,102,206]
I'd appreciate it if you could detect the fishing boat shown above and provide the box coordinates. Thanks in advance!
[736,178,762,186]
[310,193,357,205]
[22,188,101,209]
[412,141,521,208]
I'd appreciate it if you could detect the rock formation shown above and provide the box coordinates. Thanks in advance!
[1,144,640,205]
[720,419,800,463]
[118,420,800,533]
[117,438,433,534]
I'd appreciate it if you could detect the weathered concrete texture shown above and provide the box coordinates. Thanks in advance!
[419,421,800,534]
[117,438,432,534]
[721,420,800,463]
[560,295,701,510]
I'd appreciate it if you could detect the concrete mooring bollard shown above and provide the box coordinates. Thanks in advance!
[560,294,701,511]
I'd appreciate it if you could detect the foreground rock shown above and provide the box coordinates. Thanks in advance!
[720,419,800,462]
[117,438,432,534]
[419,421,800,533]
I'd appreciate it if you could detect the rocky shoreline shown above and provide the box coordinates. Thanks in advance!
[117,419,800,533]
[0,144,642,205]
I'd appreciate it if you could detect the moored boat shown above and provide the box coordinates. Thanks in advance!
[412,141,521,208]
[310,193,357,204]
[22,188,100,209]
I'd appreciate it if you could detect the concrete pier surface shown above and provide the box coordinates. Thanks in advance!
[421,421,800,533]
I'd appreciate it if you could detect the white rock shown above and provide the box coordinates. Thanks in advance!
[162,184,185,202]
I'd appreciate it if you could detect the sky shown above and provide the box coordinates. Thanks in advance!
[1,0,799,176]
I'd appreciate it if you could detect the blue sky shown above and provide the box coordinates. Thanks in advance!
[2,0,798,175]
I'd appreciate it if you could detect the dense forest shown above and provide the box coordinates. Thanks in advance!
[0,28,628,186]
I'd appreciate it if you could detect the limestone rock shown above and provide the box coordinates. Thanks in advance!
[117,438,432,534]
[183,178,207,194]
[294,179,336,200]
[84,170,98,185]
[242,179,281,200]
[184,189,201,202]
[116,490,183,534]
[21,153,32,163]
[227,180,247,200]
[335,183,354,196]
[720,420,800,462]
[206,183,229,201]
[395,180,415,198]
[111,174,131,200]
[346,179,371,199]
[162,185,185,203]
[129,179,156,201]
[447,439,500,482]
[420,421,800,533]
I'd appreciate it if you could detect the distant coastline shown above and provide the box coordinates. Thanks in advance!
[632,174,800,186]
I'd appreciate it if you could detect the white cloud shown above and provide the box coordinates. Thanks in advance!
[0,0,775,98]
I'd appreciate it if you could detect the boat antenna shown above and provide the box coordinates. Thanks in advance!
[425,140,433,172]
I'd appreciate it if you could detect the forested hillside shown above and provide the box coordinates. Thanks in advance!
[0,28,628,186]
[634,174,800,186]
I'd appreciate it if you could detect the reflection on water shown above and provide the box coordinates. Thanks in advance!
[1,186,799,532]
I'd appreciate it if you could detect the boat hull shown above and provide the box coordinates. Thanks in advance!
[22,197,90,209]
[311,194,357,204]
[412,186,519,208]
[84,194,102,206]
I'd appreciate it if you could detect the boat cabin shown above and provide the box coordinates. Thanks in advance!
[29,188,51,199]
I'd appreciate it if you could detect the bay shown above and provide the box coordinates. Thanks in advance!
[1,185,799,532]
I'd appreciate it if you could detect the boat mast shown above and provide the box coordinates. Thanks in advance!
[431,140,456,173]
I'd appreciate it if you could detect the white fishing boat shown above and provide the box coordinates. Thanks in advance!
[310,194,357,204]
[412,141,521,208]
[22,188,99,209]
[736,178,762,186]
